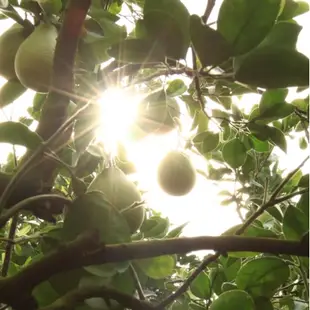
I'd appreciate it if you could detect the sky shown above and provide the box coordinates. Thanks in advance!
[0,1,309,239]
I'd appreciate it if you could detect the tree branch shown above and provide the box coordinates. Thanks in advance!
[202,0,216,23]
[0,0,91,222]
[0,194,72,229]
[1,215,18,277]
[39,285,154,310]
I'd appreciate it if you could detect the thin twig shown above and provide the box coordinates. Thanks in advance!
[130,264,146,301]
[1,215,18,277]
[269,156,309,201]
[155,254,219,309]
[237,158,309,235]
[202,0,216,23]
[0,194,72,229]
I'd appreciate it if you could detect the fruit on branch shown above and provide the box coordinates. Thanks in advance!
[14,23,58,93]
[136,90,180,135]
[0,24,28,80]
[157,151,196,196]
[88,166,145,233]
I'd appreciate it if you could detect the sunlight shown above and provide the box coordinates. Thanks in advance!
[96,87,143,154]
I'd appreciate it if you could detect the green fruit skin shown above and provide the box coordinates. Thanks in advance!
[157,151,196,196]
[88,167,145,233]
[15,23,57,93]
[0,24,27,80]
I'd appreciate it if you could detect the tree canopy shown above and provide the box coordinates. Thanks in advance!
[0,0,309,310]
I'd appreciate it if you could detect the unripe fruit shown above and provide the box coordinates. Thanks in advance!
[0,24,27,80]
[88,166,145,233]
[157,151,196,196]
[15,23,57,93]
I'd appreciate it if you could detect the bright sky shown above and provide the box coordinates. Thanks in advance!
[0,1,309,239]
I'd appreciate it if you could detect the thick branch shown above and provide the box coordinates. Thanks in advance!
[1,235,307,293]
[40,285,154,310]
[0,231,100,307]
[0,0,91,222]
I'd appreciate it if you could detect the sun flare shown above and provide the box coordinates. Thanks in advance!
[96,87,143,152]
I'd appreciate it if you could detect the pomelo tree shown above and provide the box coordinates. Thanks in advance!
[0,0,309,309]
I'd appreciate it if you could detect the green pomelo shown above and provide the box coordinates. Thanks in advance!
[0,24,28,80]
[15,23,57,93]
[157,151,196,196]
[88,167,145,233]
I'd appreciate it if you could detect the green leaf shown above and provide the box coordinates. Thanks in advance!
[222,138,247,168]
[258,21,302,50]
[166,222,188,238]
[78,39,110,69]
[292,97,309,112]
[74,103,101,153]
[255,102,294,123]
[297,193,309,219]
[221,257,241,282]
[62,191,131,244]
[136,255,176,279]
[221,282,238,292]
[236,257,290,298]
[209,267,227,296]
[0,78,26,109]
[298,173,309,188]
[256,88,289,116]
[108,38,165,63]
[190,14,233,67]
[190,271,211,299]
[75,151,102,178]
[254,297,274,310]
[140,216,170,238]
[193,131,220,154]
[283,205,308,240]
[279,0,309,20]
[235,47,309,88]
[222,224,278,257]
[247,123,270,141]
[95,17,127,42]
[267,126,287,153]
[298,174,309,188]
[242,155,256,175]
[209,290,255,310]
[33,281,59,307]
[218,0,282,55]
[143,0,190,59]
[0,121,42,149]
[299,137,308,150]
[166,79,187,97]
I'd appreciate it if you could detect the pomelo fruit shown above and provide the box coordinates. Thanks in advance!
[88,166,145,233]
[0,23,28,80]
[14,23,58,93]
[157,151,196,196]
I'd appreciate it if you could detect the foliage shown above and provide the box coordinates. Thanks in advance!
[0,0,309,310]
